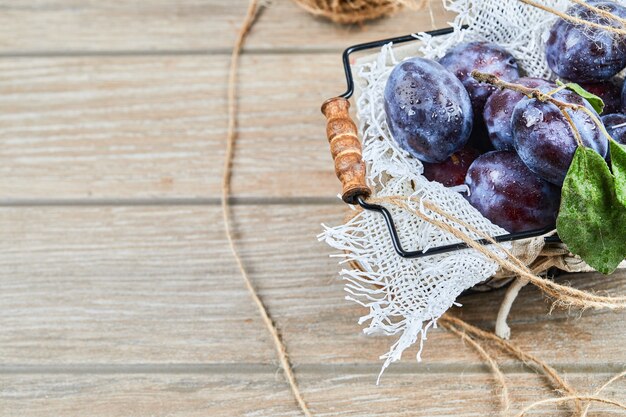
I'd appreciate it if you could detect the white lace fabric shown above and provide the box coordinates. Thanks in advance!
[318,0,598,379]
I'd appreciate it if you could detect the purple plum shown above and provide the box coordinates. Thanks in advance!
[580,79,622,114]
[465,151,561,233]
[484,77,555,151]
[422,146,480,187]
[602,112,626,144]
[384,57,473,163]
[512,89,608,185]
[546,0,626,82]
[439,41,520,116]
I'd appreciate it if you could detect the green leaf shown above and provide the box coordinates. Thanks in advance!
[610,139,626,206]
[556,147,626,274]
[556,80,605,114]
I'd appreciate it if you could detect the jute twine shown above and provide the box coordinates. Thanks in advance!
[222,0,312,415]
[439,314,580,414]
[439,319,512,415]
[439,314,626,416]
[291,0,426,24]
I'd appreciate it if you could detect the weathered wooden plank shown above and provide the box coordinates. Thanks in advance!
[298,372,622,417]
[1,372,621,416]
[0,54,345,200]
[0,373,298,417]
[0,1,453,54]
[1,205,624,368]
[0,0,249,54]
[0,205,279,364]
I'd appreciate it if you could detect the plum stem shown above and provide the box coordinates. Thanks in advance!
[561,110,585,148]
[545,84,567,96]
[471,70,615,148]
[518,0,626,36]
[471,71,578,111]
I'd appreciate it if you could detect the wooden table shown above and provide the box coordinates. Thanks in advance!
[0,1,624,415]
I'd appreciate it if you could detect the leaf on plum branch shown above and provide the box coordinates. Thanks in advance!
[556,80,605,114]
[556,147,626,275]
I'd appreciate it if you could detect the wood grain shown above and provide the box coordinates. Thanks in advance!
[0,205,278,364]
[1,372,622,416]
[1,204,624,369]
[0,1,454,54]
[1,373,299,417]
[0,54,345,200]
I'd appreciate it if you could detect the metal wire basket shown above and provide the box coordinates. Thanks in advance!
[321,27,561,261]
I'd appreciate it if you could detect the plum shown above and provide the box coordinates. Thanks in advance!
[384,57,473,163]
[484,77,555,151]
[422,146,480,187]
[546,0,626,82]
[439,42,520,116]
[579,79,622,114]
[602,113,626,144]
[512,89,608,185]
[465,151,561,233]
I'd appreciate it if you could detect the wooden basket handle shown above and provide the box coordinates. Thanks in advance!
[321,97,371,204]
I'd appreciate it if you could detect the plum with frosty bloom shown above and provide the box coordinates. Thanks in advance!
[546,0,626,82]
[439,41,520,117]
[484,77,555,151]
[512,89,608,185]
[384,57,473,163]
